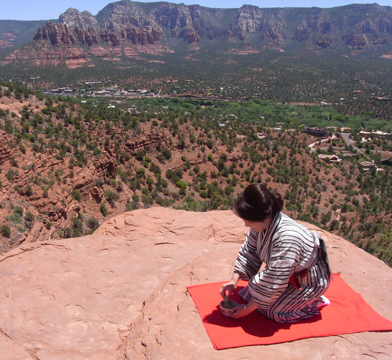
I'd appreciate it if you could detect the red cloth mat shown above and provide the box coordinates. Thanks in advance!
[187,274,392,349]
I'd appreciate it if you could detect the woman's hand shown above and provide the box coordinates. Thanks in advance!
[229,299,258,318]
[220,282,235,299]
[219,273,240,299]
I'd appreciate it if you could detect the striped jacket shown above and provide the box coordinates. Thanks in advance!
[234,212,329,312]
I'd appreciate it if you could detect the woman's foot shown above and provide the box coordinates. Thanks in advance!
[315,295,330,309]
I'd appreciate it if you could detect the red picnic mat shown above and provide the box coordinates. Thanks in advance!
[187,273,392,349]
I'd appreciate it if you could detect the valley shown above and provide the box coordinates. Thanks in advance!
[0,82,391,267]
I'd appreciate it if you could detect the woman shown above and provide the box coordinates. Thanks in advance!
[220,183,331,323]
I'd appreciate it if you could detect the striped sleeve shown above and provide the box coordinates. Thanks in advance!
[233,229,263,280]
[248,231,302,308]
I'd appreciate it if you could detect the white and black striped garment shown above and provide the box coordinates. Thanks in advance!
[234,212,331,323]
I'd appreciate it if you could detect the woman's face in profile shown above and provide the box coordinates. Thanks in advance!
[242,218,270,232]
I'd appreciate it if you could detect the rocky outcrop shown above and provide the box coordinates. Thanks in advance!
[26,154,116,223]
[119,26,163,45]
[73,26,99,46]
[0,138,117,248]
[98,1,164,45]
[59,8,98,32]
[230,4,288,44]
[0,207,390,359]
[125,131,168,154]
[99,28,121,46]
[0,131,15,164]
[33,21,76,46]
[343,33,368,49]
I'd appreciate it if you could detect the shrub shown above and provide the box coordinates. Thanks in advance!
[5,169,18,181]
[169,167,180,179]
[104,190,119,207]
[176,180,187,189]
[72,189,82,202]
[25,185,33,196]
[64,227,73,238]
[150,162,161,175]
[95,178,104,187]
[87,217,100,231]
[162,148,172,160]
[126,200,139,211]
[6,213,22,224]
[141,187,150,195]
[116,181,124,192]
[71,217,83,232]
[0,224,11,238]
[329,220,340,231]
[100,203,108,216]
[141,194,154,206]
[24,211,35,222]
[14,207,24,215]
[10,157,18,168]
[136,168,145,178]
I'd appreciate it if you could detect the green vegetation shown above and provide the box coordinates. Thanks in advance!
[0,82,391,266]
[0,224,11,238]
[100,203,108,217]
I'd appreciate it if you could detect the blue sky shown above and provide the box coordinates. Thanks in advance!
[1,1,391,21]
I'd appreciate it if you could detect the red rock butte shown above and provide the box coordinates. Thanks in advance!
[0,207,391,359]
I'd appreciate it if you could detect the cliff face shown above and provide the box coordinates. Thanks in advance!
[0,207,390,359]
[3,2,392,68]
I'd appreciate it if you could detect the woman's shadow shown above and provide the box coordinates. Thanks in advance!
[202,286,321,338]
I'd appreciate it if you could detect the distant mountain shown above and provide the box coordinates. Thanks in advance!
[0,20,52,55]
[2,1,392,69]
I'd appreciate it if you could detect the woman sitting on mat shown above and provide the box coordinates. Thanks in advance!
[220,183,332,323]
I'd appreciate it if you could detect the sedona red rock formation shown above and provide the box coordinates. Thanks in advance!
[4,3,392,69]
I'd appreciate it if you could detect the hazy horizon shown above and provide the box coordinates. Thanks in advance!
[2,1,391,21]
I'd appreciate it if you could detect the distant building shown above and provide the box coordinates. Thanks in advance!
[381,158,392,167]
[340,151,356,158]
[372,130,390,137]
[318,154,342,163]
[303,127,329,138]
[257,133,269,141]
[359,130,390,138]
[359,161,377,171]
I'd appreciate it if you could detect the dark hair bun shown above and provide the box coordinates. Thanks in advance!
[232,183,283,222]
[271,191,283,213]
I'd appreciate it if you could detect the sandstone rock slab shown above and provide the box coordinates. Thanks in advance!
[0,207,391,359]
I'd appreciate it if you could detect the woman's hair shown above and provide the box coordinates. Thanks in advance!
[232,183,283,222]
